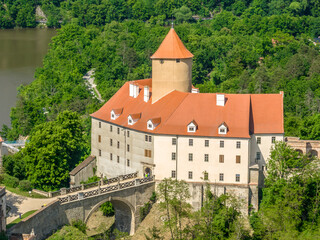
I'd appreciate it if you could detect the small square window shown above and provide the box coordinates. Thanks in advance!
[188,171,193,179]
[148,124,153,129]
[236,155,241,164]
[127,159,130,167]
[127,131,130,137]
[171,170,176,178]
[117,141,120,149]
[236,174,240,182]
[188,153,193,161]
[127,144,130,152]
[110,139,113,146]
[117,156,120,163]
[219,155,224,163]
[219,173,224,181]
[117,128,120,134]
[99,122,101,128]
[110,153,113,160]
[256,152,261,160]
[176,59,180,63]
[257,137,261,144]
[188,126,195,132]
[149,136,152,142]
[110,125,113,132]
[99,149,101,156]
[236,141,241,149]
[204,154,209,162]
[172,152,176,160]
[205,140,209,147]
[220,141,224,148]
[272,137,276,143]
[98,135,101,143]
[204,172,209,180]
[189,139,193,146]
[172,138,177,145]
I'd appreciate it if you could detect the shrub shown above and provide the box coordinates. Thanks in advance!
[140,202,151,221]
[71,219,87,234]
[18,180,32,191]
[150,191,157,203]
[80,175,100,184]
[100,201,115,216]
[3,174,19,188]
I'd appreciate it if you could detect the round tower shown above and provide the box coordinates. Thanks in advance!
[151,28,193,103]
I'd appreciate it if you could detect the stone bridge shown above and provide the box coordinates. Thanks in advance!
[8,176,155,240]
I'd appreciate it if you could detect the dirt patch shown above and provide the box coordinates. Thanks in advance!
[86,210,115,237]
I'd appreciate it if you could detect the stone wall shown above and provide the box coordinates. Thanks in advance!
[69,156,96,186]
[285,136,320,157]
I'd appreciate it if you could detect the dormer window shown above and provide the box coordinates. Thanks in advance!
[110,108,123,120]
[218,123,228,135]
[187,120,198,133]
[147,118,161,130]
[128,113,141,125]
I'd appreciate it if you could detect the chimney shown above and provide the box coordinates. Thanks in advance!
[216,94,225,106]
[129,82,139,98]
[144,86,150,102]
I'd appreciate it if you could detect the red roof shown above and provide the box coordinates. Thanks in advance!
[151,28,194,59]
[91,79,284,138]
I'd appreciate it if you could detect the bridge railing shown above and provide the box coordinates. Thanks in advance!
[59,175,155,204]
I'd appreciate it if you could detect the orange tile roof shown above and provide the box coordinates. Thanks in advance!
[90,79,284,138]
[151,28,194,59]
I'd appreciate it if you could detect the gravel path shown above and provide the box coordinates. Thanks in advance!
[6,191,57,223]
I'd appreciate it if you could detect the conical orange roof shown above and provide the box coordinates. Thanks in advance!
[151,28,194,59]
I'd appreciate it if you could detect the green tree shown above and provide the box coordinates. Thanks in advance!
[173,6,192,23]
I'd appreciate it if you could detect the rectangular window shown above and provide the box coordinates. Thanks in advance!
[257,137,261,144]
[127,159,130,167]
[188,171,193,179]
[219,173,224,181]
[110,153,113,160]
[236,141,241,149]
[98,135,101,143]
[256,152,261,160]
[117,141,120,149]
[110,139,113,146]
[219,155,224,163]
[189,139,193,146]
[189,153,193,161]
[204,172,209,180]
[272,136,276,143]
[117,156,120,163]
[110,125,113,132]
[176,59,180,63]
[204,154,209,162]
[117,128,120,134]
[236,174,240,182]
[171,170,176,178]
[127,144,130,152]
[99,122,101,128]
[172,152,176,160]
[149,136,152,142]
[172,138,177,145]
[145,135,148,141]
[220,141,224,148]
[205,140,209,147]
[99,149,101,156]
[145,150,151,158]
[127,131,130,137]
[236,155,241,164]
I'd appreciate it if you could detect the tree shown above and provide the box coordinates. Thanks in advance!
[173,6,192,23]
[23,111,88,191]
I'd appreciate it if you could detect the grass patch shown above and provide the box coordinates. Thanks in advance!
[7,210,38,229]
[4,186,47,198]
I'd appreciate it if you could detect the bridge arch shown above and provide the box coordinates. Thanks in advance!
[85,197,136,235]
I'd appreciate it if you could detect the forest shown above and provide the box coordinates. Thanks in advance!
[1,1,320,239]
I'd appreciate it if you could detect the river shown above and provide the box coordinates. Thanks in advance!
[0,28,56,128]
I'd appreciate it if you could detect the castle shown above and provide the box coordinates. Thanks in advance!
[89,27,284,211]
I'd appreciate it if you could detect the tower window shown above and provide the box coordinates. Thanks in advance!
[99,122,101,128]
[99,149,101,156]
[110,153,113,160]
[127,159,130,167]
[117,156,120,163]
[127,131,130,137]
[110,125,113,132]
